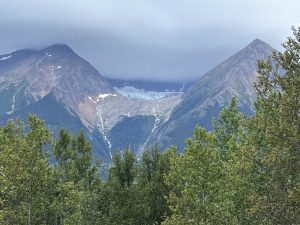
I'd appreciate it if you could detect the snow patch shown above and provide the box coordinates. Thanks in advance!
[0,55,11,61]
[97,93,117,100]
[89,93,117,103]
[115,86,181,100]
[57,65,62,69]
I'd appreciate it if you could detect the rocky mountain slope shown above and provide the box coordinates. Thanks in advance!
[148,39,275,150]
[0,39,274,160]
[0,44,114,124]
[0,45,182,160]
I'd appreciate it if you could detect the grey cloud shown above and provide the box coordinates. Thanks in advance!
[0,0,299,81]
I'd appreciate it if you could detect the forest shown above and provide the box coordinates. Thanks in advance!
[0,29,300,225]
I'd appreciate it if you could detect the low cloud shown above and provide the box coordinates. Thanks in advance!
[0,0,298,81]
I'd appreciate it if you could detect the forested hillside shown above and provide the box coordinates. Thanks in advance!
[0,28,300,225]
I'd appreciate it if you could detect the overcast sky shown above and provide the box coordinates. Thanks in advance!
[0,0,299,81]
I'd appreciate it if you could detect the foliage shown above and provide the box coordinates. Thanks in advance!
[248,26,300,224]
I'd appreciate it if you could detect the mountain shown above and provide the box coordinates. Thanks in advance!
[0,44,115,126]
[148,39,275,150]
[0,39,274,160]
[0,44,182,160]
[0,44,116,159]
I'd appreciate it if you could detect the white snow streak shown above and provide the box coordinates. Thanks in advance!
[180,82,186,91]
[0,55,11,61]
[7,86,25,115]
[139,111,161,153]
[96,107,113,159]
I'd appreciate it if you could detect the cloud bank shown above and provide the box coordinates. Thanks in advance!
[0,0,299,81]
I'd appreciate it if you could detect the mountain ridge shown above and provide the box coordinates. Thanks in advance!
[147,38,275,151]
[0,39,275,160]
[0,44,182,160]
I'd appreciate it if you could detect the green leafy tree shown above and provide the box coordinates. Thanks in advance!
[213,98,256,224]
[163,127,238,225]
[109,147,136,188]
[53,129,100,225]
[95,148,143,225]
[248,26,300,224]
[136,146,172,224]
[0,115,53,225]
[213,97,245,157]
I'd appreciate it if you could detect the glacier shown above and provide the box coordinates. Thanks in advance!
[115,86,182,100]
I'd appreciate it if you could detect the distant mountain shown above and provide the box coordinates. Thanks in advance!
[0,44,182,161]
[0,44,115,159]
[148,39,275,150]
[0,39,275,160]
[0,44,115,125]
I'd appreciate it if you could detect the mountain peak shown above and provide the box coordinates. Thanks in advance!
[43,44,75,56]
[45,43,72,50]
[246,38,273,51]
[250,38,265,45]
